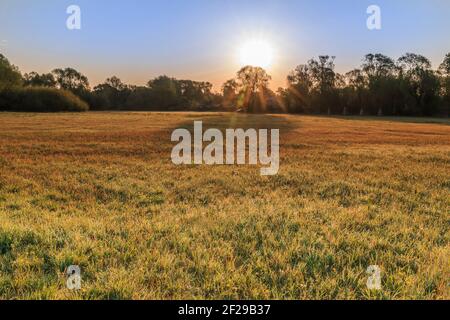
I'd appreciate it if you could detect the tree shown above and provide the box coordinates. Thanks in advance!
[23,72,57,88]
[124,86,154,110]
[52,68,90,95]
[221,79,239,110]
[398,53,440,116]
[308,56,336,93]
[179,80,213,109]
[236,66,271,94]
[362,53,397,79]
[307,56,337,114]
[286,64,312,113]
[92,76,130,110]
[146,75,180,108]
[105,76,126,91]
[439,53,450,75]
[345,69,368,115]
[362,53,398,115]
[222,79,238,95]
[398,53,431,74]
[235,66,271,112]
[438,53,450,116]
[0,54,22,92]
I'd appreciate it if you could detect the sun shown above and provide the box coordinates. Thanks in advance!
[239,39,274,69]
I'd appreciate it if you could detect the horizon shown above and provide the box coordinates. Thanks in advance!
[1,0,450,91]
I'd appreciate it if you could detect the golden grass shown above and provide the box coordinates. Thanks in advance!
[0,112,449,299]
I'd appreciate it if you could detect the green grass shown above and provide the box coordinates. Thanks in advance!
[0,112,449,299]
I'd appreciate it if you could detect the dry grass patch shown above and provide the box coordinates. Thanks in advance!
[0,112,449,299]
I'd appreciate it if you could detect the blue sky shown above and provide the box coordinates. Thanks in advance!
[1,0,449,90]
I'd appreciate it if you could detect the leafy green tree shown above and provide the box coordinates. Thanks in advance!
[105,76,126,91]
[0,54,22,92]
[362,53,398,115]
[179,80,213,109]
[345,69,368,115]
[439,53,450,116]
[308,56,336,93]
[146,75,180,108]
[398,53,440,116]
[221,79,239,110]
[23,72,57,88]
[286,64,312,113]
[235,66,271,112]
[439,53,450,75]
[307,56,337,114]
[93,76,130,110]
[124,86,153,110]
[52,68,90,95]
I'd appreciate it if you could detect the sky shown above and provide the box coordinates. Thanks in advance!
[1,0,449,91]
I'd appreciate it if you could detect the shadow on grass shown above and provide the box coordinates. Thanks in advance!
[169,112,298,133]
[307,114,450,125]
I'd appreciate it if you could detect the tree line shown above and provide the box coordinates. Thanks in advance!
[277,53,450,117]
[1,52,449,116]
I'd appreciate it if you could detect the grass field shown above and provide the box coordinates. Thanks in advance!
[0,112,449,300]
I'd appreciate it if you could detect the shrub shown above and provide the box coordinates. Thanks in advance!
[0,87,89,112]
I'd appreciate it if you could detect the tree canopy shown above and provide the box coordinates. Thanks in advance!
[0,54,22,92]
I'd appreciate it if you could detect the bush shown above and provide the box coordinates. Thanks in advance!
[0,87,89,112]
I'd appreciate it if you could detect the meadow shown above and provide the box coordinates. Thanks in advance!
[0,112,449,300]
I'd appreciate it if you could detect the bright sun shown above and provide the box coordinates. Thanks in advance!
[239,39,274,69]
